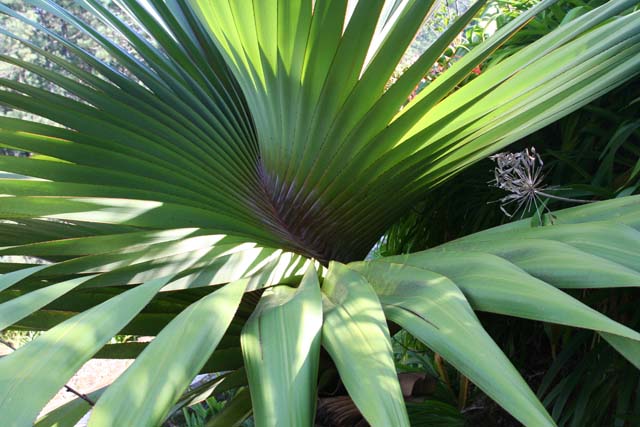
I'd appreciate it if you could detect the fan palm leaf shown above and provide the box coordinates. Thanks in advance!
[0,0,639,426]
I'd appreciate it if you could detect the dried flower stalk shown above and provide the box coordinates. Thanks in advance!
[490,147,591,218]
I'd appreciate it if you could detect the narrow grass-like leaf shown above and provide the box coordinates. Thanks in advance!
[241,266,322,427]
[205,387,253,427]
[34,387,106,427]
[0,275,96,330]
[0,276,171,427]
[352,261,556,427]
[0,265,48,293]
[321,262,409,427]
[380,251,640,338]
[88,279,248,427]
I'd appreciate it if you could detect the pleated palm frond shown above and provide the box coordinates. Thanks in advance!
[1,1,639,426]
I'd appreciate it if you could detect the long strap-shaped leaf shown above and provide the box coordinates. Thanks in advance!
[87,279,248,427]
[350,262,556,427]
[241,266,322,427]
[205,387,253,427]
[369,253,640,342]
[321,262,410,427]
[443,195,640,240]
[0,275,172,427]
[438,231,640,289]
[0,228,204,257]
[0,265,48,293]
[376,198,640,366]
[36,370,245,427]
[0,196,286,248]
[0,275,97,330]
[0,232,258,289]
[35,387,107,427]
[390,252,640,370]
[429,197,640,291]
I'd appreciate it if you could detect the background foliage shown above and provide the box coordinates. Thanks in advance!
[378,1,640,425]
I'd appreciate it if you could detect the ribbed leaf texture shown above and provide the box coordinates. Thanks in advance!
[0,1,639,426]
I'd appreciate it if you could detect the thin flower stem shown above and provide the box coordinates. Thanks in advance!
[0,336,95,406]
[534,191,595,204]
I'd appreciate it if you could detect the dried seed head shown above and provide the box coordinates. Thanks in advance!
[490,147,547,218]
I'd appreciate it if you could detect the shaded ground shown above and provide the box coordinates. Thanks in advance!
[41,358,133,415]
[0,337,133,419]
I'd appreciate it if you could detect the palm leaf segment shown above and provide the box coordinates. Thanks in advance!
[0,1,639,426]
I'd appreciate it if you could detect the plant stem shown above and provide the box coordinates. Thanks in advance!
[0,336,95,406]
[535,190,595,204]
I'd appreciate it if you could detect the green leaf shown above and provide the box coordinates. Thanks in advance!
[0,276,170,426]
[601,333,640,369]
[321,262,409,427]
[205,387,253,427]
[165,370,245,421]
[380,250,640,339]
[439,228,640,288]
[459,194,640,237]
[0,265,48,293]
[88,279,248,427]
[378,198,640,367]
[351,261,556,427]
[2,1,640,425]
[34,387,106,427]
[0,275,96,330]
[241,266,322,427]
